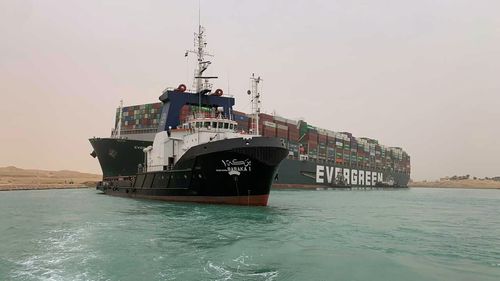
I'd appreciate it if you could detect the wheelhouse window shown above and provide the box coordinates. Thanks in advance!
[224,123,229,129]
[218,122,223,129]
[212,122,217,128]
[204,122,210,128]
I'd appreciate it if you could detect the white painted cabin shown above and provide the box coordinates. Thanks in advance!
[144,113,255,172]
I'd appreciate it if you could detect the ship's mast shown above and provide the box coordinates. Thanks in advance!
[185,8,217,113]
[249,74,262,135]
[192,24,212,93]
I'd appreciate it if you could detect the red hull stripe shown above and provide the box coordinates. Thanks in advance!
[104,192,269,206]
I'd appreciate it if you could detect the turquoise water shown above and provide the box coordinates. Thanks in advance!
[0,188,499,281]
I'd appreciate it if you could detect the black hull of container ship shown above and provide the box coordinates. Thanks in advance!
[90,139,409,189]
[89,138,152,179]
[274,158,410,189]
[96,137,289,206]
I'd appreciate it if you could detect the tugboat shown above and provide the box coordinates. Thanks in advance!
[96,24,288,206]
[329,172,351,189]
[98,108,288,206]
[374,175,396,188]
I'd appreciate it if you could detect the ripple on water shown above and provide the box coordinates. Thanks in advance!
[12,226,99,281]
[0,188,499,281]
[204,259,279,281]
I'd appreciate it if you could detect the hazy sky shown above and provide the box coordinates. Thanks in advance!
[1,0,499,180]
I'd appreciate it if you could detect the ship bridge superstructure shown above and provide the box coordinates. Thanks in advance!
[145,109,255,172]
[156,89,235,133]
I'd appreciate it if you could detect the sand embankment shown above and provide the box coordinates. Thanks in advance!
[0,166,101,191]
[410,179,500,189]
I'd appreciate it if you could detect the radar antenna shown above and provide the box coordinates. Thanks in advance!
[184,4,218,112]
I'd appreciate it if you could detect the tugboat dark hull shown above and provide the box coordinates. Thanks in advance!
[97,137,288,206]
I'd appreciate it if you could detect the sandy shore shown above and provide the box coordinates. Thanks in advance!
[0,184,96,191]
[409,179,500,189]
[0,166,101,191]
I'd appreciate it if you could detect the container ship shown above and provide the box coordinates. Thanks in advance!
[91,101,410,188]
[90,26,410,190]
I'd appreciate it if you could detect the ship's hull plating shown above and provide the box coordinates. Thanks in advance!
[90,138,410,189]
[274,158,410,189]
[96,137,289,206]
[89,138,151,178]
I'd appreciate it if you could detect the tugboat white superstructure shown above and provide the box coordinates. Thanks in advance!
[144,109,242,172]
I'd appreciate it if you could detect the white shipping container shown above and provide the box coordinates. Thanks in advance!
[317,128,328,135]
[263,121,277,128]
[274,115,287,123]
[285,118,299,125]
[277,124,288,130]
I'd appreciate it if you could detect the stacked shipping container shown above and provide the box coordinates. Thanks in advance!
[256,113,410,175]
[233,110,250,132]
[116,102,163,135]
[115,104,410,175]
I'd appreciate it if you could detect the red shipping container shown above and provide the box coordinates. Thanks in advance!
[277,129,288,138]
[288,133,299,142]
[259,113,274,122]
[308,142,318,150]
[318,134,327,143]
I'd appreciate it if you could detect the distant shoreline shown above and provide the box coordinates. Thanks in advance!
[411,186,500,190]
[0,184,96,192]
[409,179,500,189]
[0,166,101,192]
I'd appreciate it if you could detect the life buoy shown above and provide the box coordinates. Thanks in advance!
[213,89,223,96]
[176,84,187,92]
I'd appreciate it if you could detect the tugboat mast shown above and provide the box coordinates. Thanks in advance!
[190,24,213,93]
[185,9,217,112]
[249,74,262,135]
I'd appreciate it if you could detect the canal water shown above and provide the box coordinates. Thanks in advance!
[0,188,499,280]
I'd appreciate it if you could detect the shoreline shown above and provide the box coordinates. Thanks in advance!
[0,166,101,191]
[2,185,499,192]
[410,186,500,190]
[409,179,500,189]
[0,184,96,192]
